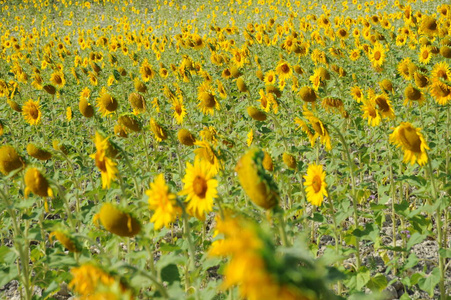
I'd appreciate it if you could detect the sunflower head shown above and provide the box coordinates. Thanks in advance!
[0,145,25,176]
[262,150,274,172]
[282,152,297,169]
[128,92,146,114]
[247,106,267,121]
[303,163,328,206]
[440,46,451,58]
[97,89,118,116]
[235,148,279,210]
[298,86,317,102]
[22,99,42,125]
[24,167,53,198]
[389,122,430,166]
[79,97,94,118]
[43,84,56,95]
[236,77,248,93]
[95,203,141,237]
[27,143,52,161]
[379,79,393,94]
[178,128,196,146]
[49,230,81,252]
[8,100,22,112]
[150,118,168,142]
[134,79,147,93]
[118,115,142,132]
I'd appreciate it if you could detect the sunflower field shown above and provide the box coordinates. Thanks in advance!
[0,0,451,299]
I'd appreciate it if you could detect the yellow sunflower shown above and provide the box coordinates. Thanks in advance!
[389,122,429,166]
[369,42,386,69]
[361,99,381,127]
[97,87,118,117]
[150,118,168,142]
[22,99,42,125]
[429,82,451,105]
[171,94,186,124]
[275,60,292,81]
[90,133,118,189]
[146,174,182,230]
[94,203,141,237]
[303,163,328,206]
[50,71,66,88]
[194,140,222,175]
[179,159,218,220]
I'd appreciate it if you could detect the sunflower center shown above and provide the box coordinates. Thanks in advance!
[193,176,208,198]
[375,97,389,112]
[422,51,429,59]
[54,75,62,85]
[374,51,381,60]
[312,121,324,136]
[281,64,289,73]
[29,107,39,119]
[406,87,421,100]
[435,84,451,97]
[399,127,422,153]
[437,70,448,80]
[175,105,182,115]
[312,175,322,193]
[201,93,216,108]
[95,153,107,172]
[267,75,274,82]
[368,106,377,118]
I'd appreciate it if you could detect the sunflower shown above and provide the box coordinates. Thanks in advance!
[179,159,218,220]
[369,42,386,69]
[27,143,52,161]
[429,82,451,105]
[194,140,222,175]
[146,174,182,230]
[22,99,42,125]
[361,99,381,127]
[150,118,168,142]
[298,86,317,103]
[350,85,364,103]
[94,203,141,237]
[389,122,429,166]
[49,230,80,252]
[419,15,439,36]
[404,85,426,106]
[178,128,196,146]
[303,163,327,206]
[69,264,117,296]
[90,132,118,189]
[24,167,53,198]
[374,94,395,119]
[298,107,332,151]
[264,70,277,85]
[97,87,118,117]
[379,79,394,94]
[235,148,279,210]
[50,71,66,88]
[171,94,186,124]
[397,58,413,80]
[128,92,146,115]
[275,60,292,81]
[0,145,25,175]
[197,90,219,116]
[140,59,156,82]
[418,45,432,64]
[431,61,451,84]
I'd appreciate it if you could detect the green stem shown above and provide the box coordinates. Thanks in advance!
[329,123,361,270]
[325,186,342,295]
[425,152,446,299]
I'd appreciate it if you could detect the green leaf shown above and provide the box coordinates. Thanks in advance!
[159,243,180,252]
[406,232,427,250]
[0,246,16,264]
[418,267,440,297]
[439,248,451,258]
[0,266,19,287]
[41,280,60,299]
[160,263,180,284]
[402,253,419,271]
[366,273,388,292]
[356,267,370,290]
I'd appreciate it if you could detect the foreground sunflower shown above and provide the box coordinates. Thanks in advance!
[303,164,328,207]
[179,159,218,220]
[24,167,53,198]
[0,145,25,175]
[389,122,429,166]
[146,174,182,230]
[22,99,42,125]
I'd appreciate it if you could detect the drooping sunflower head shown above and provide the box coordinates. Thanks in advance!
[27,143,52,161]
[0,145,25,176]
[79,97,94,118]
[95,203,141,237]
[49,230,80,252]
[247,106,267,121]
[177,128,196,146]
[379,79,393,94]
[298,86,317,102]
[118,115,142,133]
[128,92,146,114]
[150,118,168,142]
[236,77,248,93]
[235,148,279,210]
[24,167,53,198]
[282,152,297,169]
[97,88,118,117]
[404,85,425,106]
[389,122,430,166]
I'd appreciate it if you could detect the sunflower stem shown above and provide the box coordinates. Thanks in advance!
[425,152,446,299]
[325,186,342,295]
[329,123,361,271]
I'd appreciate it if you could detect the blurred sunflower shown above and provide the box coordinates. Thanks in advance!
[150,118,168,142]
[361,99,381,127]
[390,122,429,166]
[179,159,218,220]
[146,174,181,230]
[90,132,118,189]
[303,163,327,206]
[97,87,118,117]
[194,140,222,175]
[24,167,53,198]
